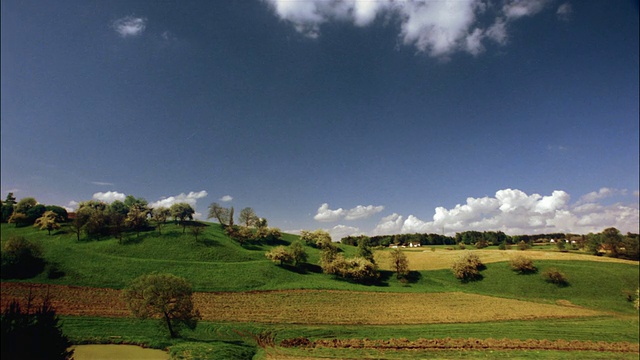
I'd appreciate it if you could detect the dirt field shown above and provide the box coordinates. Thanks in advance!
[1,282,601,325]
[375,249,639,271]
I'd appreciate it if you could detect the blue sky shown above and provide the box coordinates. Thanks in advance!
[2,0,638,239]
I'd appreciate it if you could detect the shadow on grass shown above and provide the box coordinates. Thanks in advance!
[197,238,221,247]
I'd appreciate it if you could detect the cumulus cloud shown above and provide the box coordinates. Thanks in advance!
[219,195,233,202]
[577,188,627,204]
[345,205,385,220]
[314,203,384,222]
[314,203,346,222]
[371,188,639,236]
[263,0,561,58]
[113,16,147,37]
[92,191,126,204]
[149,191,208,210]
[327,224,362,241]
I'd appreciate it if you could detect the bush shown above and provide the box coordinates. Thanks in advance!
[451,253,484,282]
[517,240,530,251]
[1,236,46,279]
[325,255,379,283]
[457,242,466,250]
[509,255,537,274]
[542,268,569,286]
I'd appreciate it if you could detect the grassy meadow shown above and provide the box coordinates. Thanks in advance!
[1,222,638,359]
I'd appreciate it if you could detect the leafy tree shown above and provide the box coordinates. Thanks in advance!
[556,239,566,251]
[69,212,89,242]
[207,202,230,226]
[602,227,622,257]
[1,296,73,360]
[25,204,46,224]
[170,203,195,233]
[15,197,37,214]
[44,206,68,223]
[451,253,484,282]
[122,273,200,338]
[1,236,45,279]
[239,207,259,227]
[33,211,61,235]
[301,229,332,248]
[326,255,379,283]
[126,204,150,238]
[517,240,530,251]
[8,212,29,227]
[124,195,148,209]
[233,226,254,246]
[319,243,338,273]
[109,211,126,243]
[1,193,17,222]
[152,207,171,234]
[356,236,374,262]
[109,200,129,216]
[265,246,293,266]
[289,241,308,267]
[390,248,410,279]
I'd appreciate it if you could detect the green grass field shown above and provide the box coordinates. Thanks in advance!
[2,222,638,359]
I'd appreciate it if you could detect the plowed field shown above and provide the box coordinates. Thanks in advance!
[1,282,601,325]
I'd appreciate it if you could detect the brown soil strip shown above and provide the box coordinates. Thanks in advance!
[1,282,601,325]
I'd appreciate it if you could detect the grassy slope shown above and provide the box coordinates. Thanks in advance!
[3,222,639,359]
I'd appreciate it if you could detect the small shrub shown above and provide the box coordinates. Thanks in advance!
[517,240,530,251]
[542,268,568,286]
[451,253,484,282]
[509,255,537,274]
[457,242,466,250]
[634,288,639,310]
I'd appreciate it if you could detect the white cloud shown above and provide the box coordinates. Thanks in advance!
[92,191,126,204]
[556,2,572,21]
[264,0,558,58]
[327,224,362,241]
[577,188,627,204]
[372,213,404,235]
[314,203,384,222]
[91,181,114,186]
[314,203,346,222]
[149,191,208,210]
[113,16,147,37]
[370,188,639,236]
[219,195,233,202]
[502,0,551,20]
[345,205,385,220]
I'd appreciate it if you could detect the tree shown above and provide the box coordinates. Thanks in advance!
[301,229,332,248]
[356,236,374,262]
[122,273,200,338]
[451,253,484,282]
[8,212,29,227]
[239,207,259,227]
[126,204,150,238]
[69,211,89,242]
[45,206,68,223]
[390,248,410,279]
[319,243,338,274]
[109,200,129,216]
[1,192,16,222]
[265,246,293,266]
[509,255,537,274]
[1,296,73,360]
[289,241,308,267]
[170,203,195,233]
[190,223,205,242]
[15,197,37,215]
[602,227,622,257]
[33,211,61,235]
[124,195,148,210]
[207,202,230,226]
[152,207,171,234]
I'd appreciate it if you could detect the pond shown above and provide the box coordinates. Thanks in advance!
[71,344,169,360]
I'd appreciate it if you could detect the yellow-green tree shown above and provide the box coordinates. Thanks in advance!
[34,211,61,235]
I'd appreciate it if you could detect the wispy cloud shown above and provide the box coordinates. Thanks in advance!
[368,188,639,237]
[91,181,114,186]
[150,191,208,210]
[92,191,126,203]
[219,195,233,202]
[113,16,147,37]
[314,203,384,222]
[263,0,563,58]
[556,2,573,21]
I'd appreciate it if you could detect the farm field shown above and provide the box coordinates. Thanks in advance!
[1,222,638,359]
